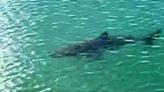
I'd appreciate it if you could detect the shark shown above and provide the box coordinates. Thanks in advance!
[49,29,162,59]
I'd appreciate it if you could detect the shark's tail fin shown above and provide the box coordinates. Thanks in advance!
[143,28,162,45]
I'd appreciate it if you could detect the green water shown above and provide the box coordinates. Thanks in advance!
[0,0,164,92]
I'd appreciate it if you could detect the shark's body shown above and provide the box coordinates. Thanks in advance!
[50,29,162,59]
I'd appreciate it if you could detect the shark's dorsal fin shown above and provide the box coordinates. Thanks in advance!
[101,32,108,36]
[97,32,109,40]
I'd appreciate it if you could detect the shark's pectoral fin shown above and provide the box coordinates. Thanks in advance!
[88,52,103,60]
[107,44,120,50]
[79,50,103,60]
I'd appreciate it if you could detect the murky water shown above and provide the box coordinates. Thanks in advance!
[0,0,164,92]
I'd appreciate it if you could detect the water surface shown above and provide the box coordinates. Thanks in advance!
[0,0,164,92]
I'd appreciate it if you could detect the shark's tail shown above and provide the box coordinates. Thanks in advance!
[143,28,162,45]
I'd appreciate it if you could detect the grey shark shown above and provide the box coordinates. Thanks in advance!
[49,29,162,59]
